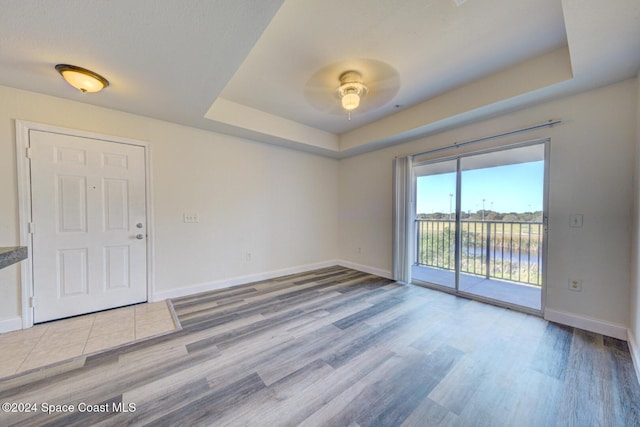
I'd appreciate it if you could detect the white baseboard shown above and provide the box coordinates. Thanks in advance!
[0,316,23,334]
[336,260,393,279]
[628,331,640,384]
[544,308,628,340]
[152,259,395,302]
[152,260,340,301]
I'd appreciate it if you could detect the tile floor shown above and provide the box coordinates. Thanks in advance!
[0,301,178,378]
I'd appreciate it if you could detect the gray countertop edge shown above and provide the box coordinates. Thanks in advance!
[0,247,28,270]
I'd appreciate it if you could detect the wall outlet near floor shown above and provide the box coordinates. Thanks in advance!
[568,278,582,292]
[183,212,199,223]
[245,252,252,262]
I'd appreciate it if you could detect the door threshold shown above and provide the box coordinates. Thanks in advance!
[411,278,543,317]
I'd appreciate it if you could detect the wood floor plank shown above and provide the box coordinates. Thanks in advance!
[145,372,266,426]
[110,378,211,427]
[1,266,638,427]
[262,349,400,427]
[608,349,640,425]
[332,296,403,330]
[399,396,455,427]
[255,324,344,386]
[40,395,123,427]
[530,322,574,380]
[356,345,464,427]
[211,359,337,427]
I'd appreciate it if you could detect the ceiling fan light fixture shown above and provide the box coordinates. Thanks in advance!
[337,71,368,113]
[341,91,361,111]
[55,64,109,93]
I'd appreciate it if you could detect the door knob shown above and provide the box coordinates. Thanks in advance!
[136,234,144,240]
[136,223,144,229]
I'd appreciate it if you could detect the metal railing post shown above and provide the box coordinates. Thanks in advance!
[485,222,491,279]
[415,220,420,265]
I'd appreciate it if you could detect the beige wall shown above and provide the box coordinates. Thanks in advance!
[339,79,637,328]
[0,85,339,324]
[631,72,640,358]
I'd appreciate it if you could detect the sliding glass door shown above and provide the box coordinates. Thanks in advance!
[412,141,547,312]
[413,159,457,289]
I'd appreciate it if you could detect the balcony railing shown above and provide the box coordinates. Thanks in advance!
[415,219,543,286]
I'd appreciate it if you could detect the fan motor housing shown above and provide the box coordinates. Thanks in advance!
[337,71,368,98]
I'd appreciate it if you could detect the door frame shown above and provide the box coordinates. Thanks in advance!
[410,138,550,316]
[15,120,155,329]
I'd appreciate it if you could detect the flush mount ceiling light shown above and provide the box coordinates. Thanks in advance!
[55,64,109,93]
[337,70,368,119]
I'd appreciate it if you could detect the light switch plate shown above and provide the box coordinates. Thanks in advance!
[569,214,583,228]
[183,213,199,223]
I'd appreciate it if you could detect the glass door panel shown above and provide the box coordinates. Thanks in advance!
[413,160,457,290]
[459,144,544,310]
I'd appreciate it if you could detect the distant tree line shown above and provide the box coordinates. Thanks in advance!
[416,210,543,222]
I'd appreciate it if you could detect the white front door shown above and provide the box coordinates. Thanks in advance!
[29,130,148,323]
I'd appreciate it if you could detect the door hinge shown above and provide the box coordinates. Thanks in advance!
[30,297,37,308]
[28,222,35,234]
[26,147,33,159]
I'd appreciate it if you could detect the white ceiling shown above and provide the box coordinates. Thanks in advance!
[220,0,567,134]
[0,0,284,130]
[1,0,639,158]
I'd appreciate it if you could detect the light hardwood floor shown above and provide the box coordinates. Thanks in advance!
[1,266,638,426]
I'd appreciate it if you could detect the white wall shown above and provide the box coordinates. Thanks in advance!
[0,85,339,324]
[339,79,637,331]
[631,72,640,364]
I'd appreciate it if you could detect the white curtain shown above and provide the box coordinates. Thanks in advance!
[392,156,413,283]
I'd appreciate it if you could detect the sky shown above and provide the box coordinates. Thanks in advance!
[416,161,544,215]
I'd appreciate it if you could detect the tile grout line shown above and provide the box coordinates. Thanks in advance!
[14,324,51,374]
[81,316,97,356]
[134,303,139,341]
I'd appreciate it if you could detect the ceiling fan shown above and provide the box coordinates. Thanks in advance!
[304,59,400,119]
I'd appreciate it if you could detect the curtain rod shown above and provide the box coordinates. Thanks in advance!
[409,119,562,158]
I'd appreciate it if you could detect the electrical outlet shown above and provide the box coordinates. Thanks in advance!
[183,213,199,223]
[245,252,252,262]
[357,247,361,254]
[568,278,582,292]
